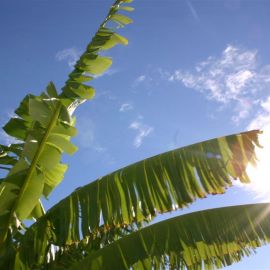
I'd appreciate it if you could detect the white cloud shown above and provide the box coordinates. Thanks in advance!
[169,45,270,123]
[261,96,270,113]
[185,0,200,22]
[132,68,171,94]
[157,68,171,80]
[56,47,81,68]
[136,75,146,83]
[169,45,258,102]
[119,103,133,112]
[248,96,270,130]
[226,70,254,95]
[129,121,154,148]
[95,90,117,101]
[76,118,106,153]
[132,75,148,88]
[232,98,254,124]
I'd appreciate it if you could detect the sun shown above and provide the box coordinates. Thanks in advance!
[246,127,270,200]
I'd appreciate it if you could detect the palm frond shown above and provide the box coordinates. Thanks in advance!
[15,130,260,268]
[69,203,270,270]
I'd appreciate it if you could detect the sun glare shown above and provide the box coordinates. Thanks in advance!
[246,128,270,200]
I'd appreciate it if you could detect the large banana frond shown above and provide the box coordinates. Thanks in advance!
[69,203,270,270]
[0,0,133,255]
[15,130,260,268]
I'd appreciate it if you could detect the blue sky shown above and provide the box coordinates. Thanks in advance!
[1,0,270,269]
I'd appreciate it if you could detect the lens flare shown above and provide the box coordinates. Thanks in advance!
[246,128,270,201]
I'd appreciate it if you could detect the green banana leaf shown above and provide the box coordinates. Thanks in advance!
[68,203,270,270]
[13,130,260,268]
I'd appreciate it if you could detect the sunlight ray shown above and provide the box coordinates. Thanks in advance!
[246,127,270,201]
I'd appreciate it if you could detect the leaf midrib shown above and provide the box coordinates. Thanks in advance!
[3,102,62,242]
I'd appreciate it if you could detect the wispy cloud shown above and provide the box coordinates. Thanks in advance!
[56,47,81,68]
[95,90,117,101]
[169,45,258,102]
[129,120,154,148]
[119,103,133,112]
[132,69,170,94]
[185,0,200,22]
[132,75,147,88]
[136,75,146,83]
[248,96,270,130]
[76,118,106,153]
[169,44,270,123]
